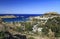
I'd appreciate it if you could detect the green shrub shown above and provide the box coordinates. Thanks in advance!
[45,17,60,37]
[42,27,49,36]
[0,31,5,39]
[28,37,35,39]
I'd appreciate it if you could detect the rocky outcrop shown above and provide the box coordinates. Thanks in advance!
[1,31,27,39]
[43,12,60,17]
[0,15,16,18]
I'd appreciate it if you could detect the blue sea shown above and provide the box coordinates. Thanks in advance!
[0,14,43,22]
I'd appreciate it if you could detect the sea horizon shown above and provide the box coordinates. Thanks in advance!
[0,14,43,22]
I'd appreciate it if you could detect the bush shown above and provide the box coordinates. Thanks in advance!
[42,27,49,36]
[16,26,23,32]
[0,31,5,39]
[25,22,33,31]
[45,17,60,37]
[28,37,35,39]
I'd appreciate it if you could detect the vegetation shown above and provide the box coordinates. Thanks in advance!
[25,22,33,31]
[1,12,60,39]
[16,26,23,32]
[42,27,49,36]
[28,37,35,39]
[44,17,60,37]
[0,31,5,39]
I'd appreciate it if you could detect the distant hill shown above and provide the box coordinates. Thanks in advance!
[42,12,60,17]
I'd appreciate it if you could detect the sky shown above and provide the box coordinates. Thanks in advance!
[0,0,60,14]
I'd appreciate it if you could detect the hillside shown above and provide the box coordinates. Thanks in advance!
[0,12,60,39]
